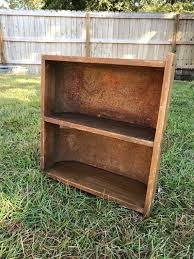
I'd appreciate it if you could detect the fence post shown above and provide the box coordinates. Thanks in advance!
[85,12,91,57]
[0,20,6,64]
[171,13,180,53]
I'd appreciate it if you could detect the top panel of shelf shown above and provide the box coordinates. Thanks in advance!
[42,55,165,68]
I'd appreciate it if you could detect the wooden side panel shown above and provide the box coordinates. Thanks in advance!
[144,53,175,217]
[44,61,56,115]
[55,128,153,185]
[41,122,57,170]
[54,62,164,128]
[41,59,56,170]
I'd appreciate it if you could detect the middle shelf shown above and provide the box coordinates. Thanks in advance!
[44,112,155,147]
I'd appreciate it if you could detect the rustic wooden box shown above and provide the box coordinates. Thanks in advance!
[41,54,175,217]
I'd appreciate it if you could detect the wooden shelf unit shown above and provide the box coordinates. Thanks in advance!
[41,54,175,217]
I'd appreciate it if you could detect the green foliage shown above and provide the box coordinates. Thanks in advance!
[43,0,194,13]
[43,0,140,11]
[141,0,194,13]
[42,0,86,10]
[9,0,43,9]
[8,0,194,13]
[85,0,137,11]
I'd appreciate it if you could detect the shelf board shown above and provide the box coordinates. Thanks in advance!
[44,113,155,147]
[47,161,146,213]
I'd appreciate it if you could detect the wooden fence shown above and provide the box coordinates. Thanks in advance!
[0,10,193,74]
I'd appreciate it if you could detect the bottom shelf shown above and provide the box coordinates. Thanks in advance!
[47,161,146,213]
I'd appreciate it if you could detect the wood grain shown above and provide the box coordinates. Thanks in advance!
[0,22,6,64]
[54,61,164,128]
[44,113,155,147]
[55,127,153,185]
[42,55,165,68]
[48,161,147,213]
[41,55,175,216]
[144,53,175,217]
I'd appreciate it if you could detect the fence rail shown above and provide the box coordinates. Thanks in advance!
[0,10,193,74]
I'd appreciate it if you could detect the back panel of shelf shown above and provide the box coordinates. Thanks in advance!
[44,60,164,129]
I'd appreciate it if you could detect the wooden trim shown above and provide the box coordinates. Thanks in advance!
[40,58,45,170]
[180,14,194,20]
[0,10,193,20]
[42,55,165,68]
[84,12,176,19]
[172,14,180,53]
[0,10,177,19]
[144,53,175,217]
[176,65,194,69]
[0,10,86,18]
[4,37,194,46]
[3,37,173,45]
[176,41,194,45]
[7,61,193,70]
[90,39,171,45]
[4,37,86,43]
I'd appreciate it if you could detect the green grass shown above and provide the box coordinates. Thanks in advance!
[0,74,194,258]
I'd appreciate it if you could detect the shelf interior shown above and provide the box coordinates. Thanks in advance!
[47,161,147,213]
[44,113,155,147]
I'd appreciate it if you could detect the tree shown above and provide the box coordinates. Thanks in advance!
[141,0,194,13]
[9,0,43,9]
[43,0,194,13]
[8,0,194,13]
[43,0,143,11]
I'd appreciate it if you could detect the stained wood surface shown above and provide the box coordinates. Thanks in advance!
[54,62,164,128]
[144,53,175,217]
[48,161,146,213]
[41,55,175,216]
[55,128,152,185]
[44,113,155,147]
[43,55,165,68]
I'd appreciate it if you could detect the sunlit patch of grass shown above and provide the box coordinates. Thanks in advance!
[0,75,194,258]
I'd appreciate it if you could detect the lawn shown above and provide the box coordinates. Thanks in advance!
[0,74,194,258]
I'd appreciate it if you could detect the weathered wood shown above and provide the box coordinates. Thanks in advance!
[0,10,177,19]
[85,12,91,57]
[0,10,193,73]
[3,37,177,45]
[41,54,175,216]
[0,22,6,64]
[172,14,180,53]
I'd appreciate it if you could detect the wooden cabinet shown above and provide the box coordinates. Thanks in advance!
[41,54,175,217]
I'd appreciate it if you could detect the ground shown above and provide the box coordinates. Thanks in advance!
[0,74,193,258]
